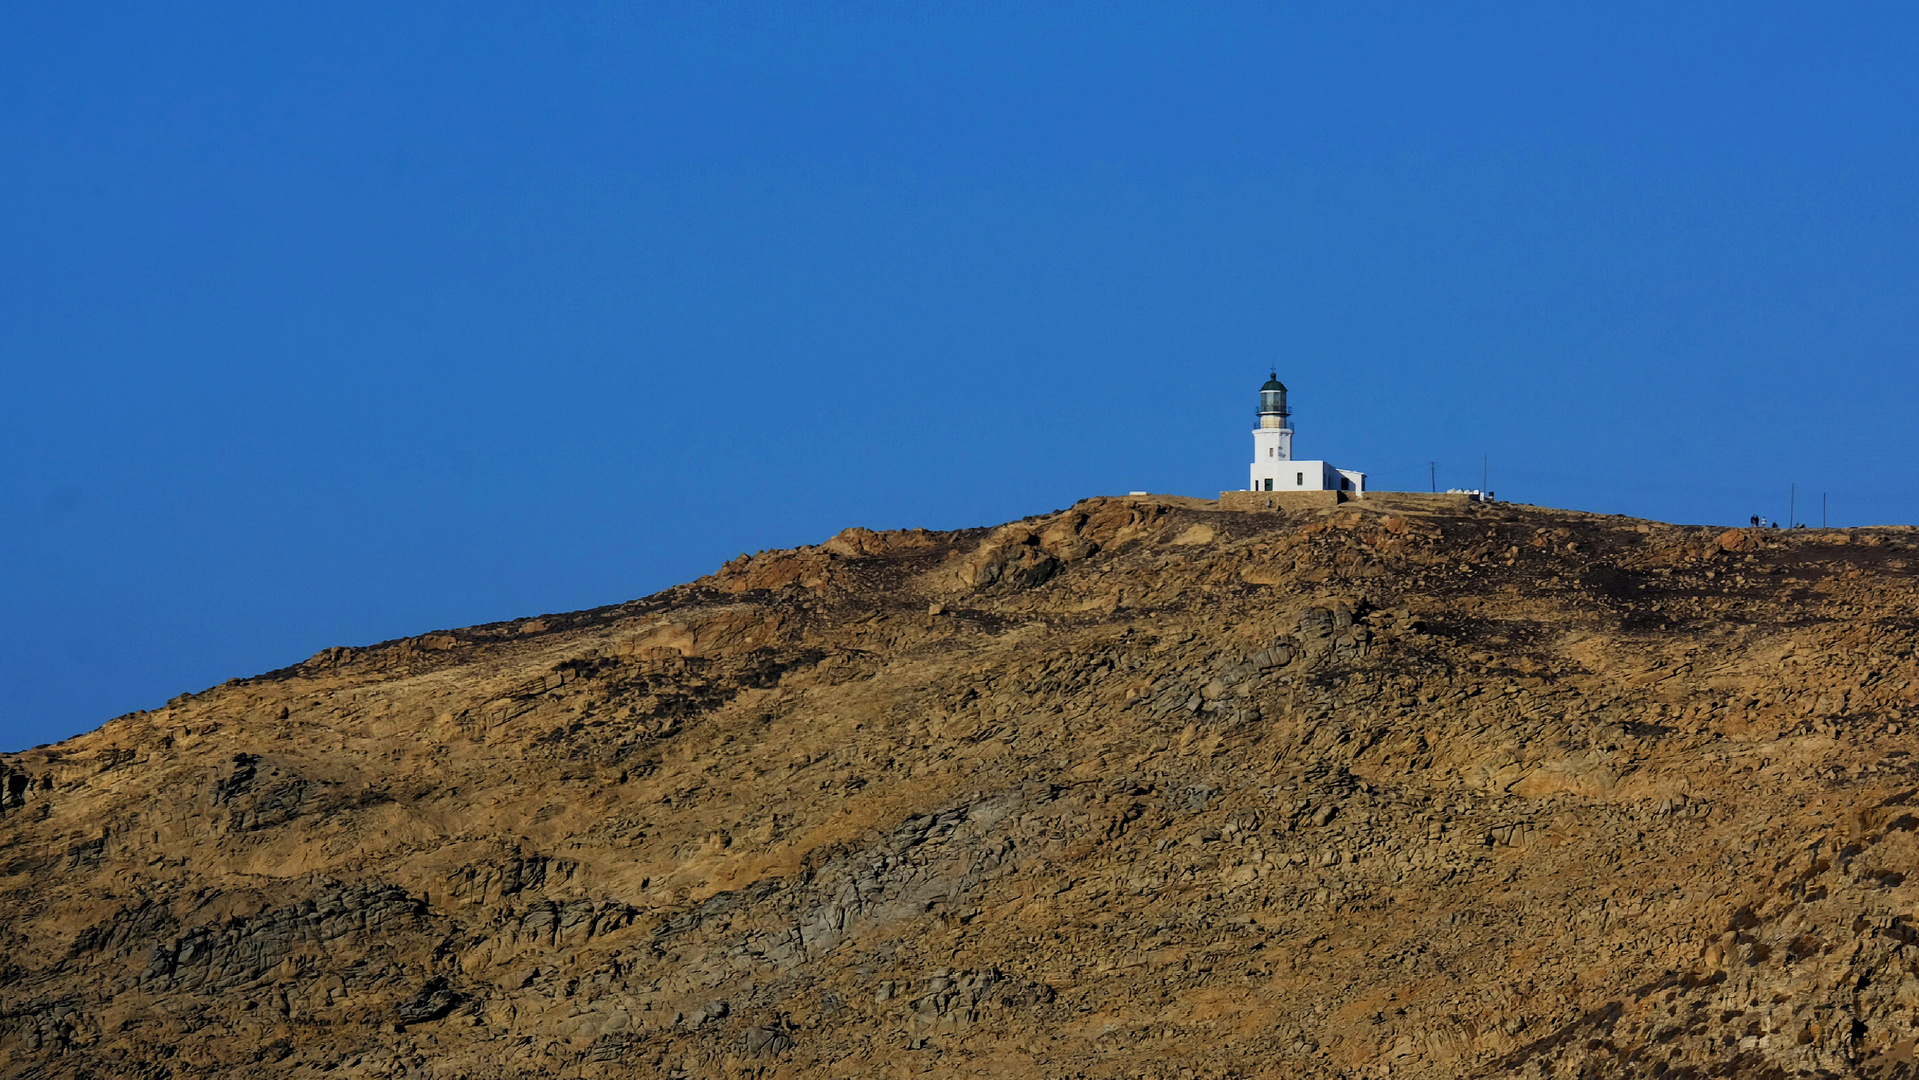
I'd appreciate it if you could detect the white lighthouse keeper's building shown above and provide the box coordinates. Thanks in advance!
[1247,373,1366,495]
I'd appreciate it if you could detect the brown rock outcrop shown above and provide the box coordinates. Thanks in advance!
[3,495,1919,1077]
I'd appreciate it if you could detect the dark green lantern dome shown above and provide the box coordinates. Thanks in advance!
[1257,372,1290,427]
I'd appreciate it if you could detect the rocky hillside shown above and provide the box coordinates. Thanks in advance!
[3,493,1918,1079]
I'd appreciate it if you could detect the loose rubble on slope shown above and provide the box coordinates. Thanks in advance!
[3,493,1918,1078]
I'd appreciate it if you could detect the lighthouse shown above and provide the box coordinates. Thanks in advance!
[1251,373,1294,471]
[1247,373,1365,495]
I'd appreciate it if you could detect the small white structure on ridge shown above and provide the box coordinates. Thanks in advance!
[1247,373,1365,495]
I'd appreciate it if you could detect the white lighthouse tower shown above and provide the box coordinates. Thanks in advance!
[1250,373,1293,483]
[1247,373,1365,495]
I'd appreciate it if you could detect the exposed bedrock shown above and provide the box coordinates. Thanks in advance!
[3,495,1919,1076]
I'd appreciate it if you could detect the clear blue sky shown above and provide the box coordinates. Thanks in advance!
[5,3,1917,750]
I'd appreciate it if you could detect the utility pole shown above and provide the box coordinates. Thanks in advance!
[1790,483,1795,529]
[1482,454,1488,494]
[1823,493,1827,529]
[1430,462,1436,493]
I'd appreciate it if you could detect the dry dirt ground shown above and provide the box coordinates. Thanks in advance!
[5,493,1919,1079]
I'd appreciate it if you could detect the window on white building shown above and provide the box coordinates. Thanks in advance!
[1295,472,1303,486]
